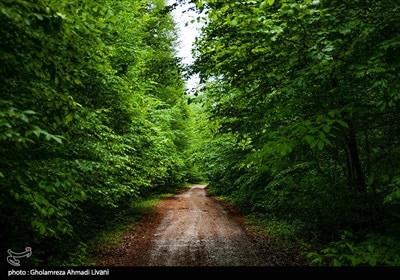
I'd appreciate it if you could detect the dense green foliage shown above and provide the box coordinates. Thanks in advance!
[2,0,399,267]
[0,0,190,265]
[190,0,400,265]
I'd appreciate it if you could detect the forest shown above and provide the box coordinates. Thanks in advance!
[1,0,400,267]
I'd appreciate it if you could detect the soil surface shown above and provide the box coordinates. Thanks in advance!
[95,185,304,266]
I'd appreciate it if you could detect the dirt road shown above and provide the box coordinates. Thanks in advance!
[96,185,303,266]
[146,185,264,266]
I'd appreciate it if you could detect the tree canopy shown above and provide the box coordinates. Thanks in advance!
[190,0,400,266]
[0,0,191,265]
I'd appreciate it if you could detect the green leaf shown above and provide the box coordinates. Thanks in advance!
[350,256,361,266]
[40,208,47,217]
[39,224,46,235]
[346,242,355,253]
[368,258,377,266]
[337,120,348,128]
[23,110,36,115]
[34,14,43,21]
[304,135,315,145]
[323,126,330,133]
[65,113,74,123]
[48,208,55,215]
[23,17,31,26]
[323,44,334,52]
[20,113,29,123]
[260,1,268,9]
[333,259,341,266]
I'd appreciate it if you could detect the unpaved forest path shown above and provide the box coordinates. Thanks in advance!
[96,185,304,266]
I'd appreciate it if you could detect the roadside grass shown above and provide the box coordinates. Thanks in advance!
[245,213,310,262]
[212,195,306,242]
[213,195,231,203]
[211,194,309,263]
[92,193,174,245]
[245,213,305,241]
[65,188,181,266]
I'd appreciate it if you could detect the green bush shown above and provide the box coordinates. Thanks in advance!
[308,231,400,266]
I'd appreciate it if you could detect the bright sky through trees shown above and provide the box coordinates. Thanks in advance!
[168,0,201,92]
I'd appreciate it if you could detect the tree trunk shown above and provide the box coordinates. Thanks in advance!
[346,120,366,193]
[345,119,368,231]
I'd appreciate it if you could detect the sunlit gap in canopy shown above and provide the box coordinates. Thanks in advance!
[167,0,204,95]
